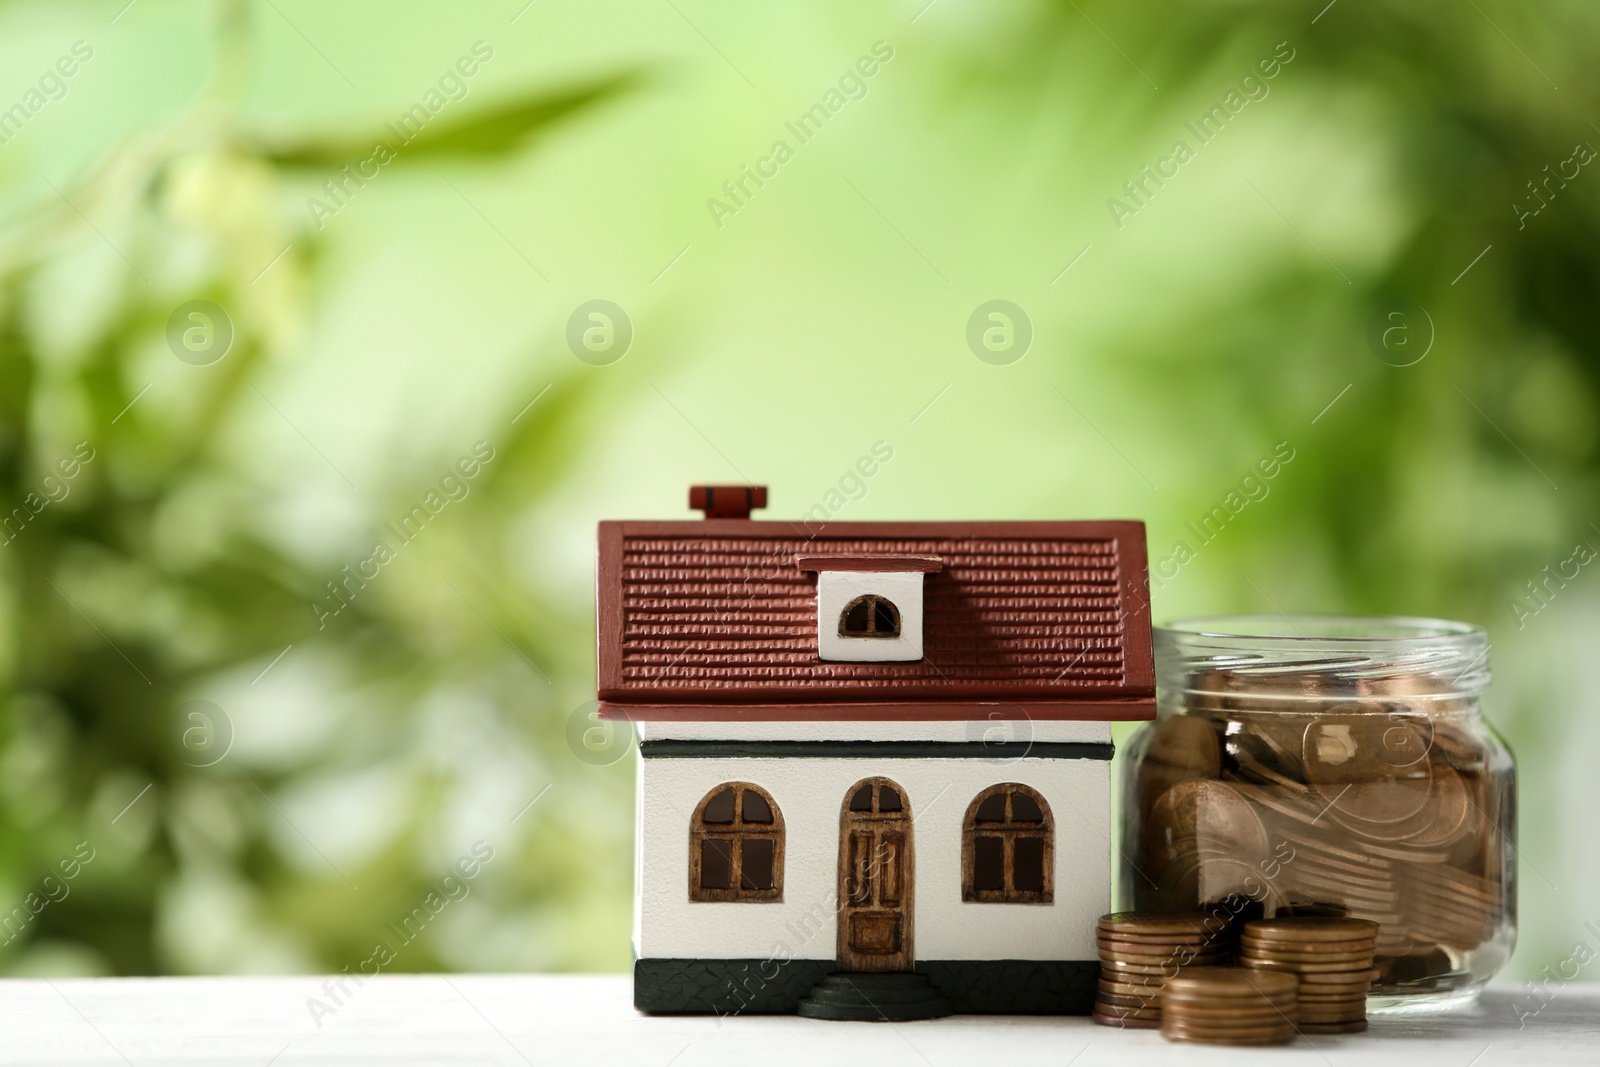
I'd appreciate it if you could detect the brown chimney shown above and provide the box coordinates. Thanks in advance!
[689,485,767,520]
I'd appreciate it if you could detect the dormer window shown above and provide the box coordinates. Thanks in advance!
[797,555,942,663]
[840,595,901,638]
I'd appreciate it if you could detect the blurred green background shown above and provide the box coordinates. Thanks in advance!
[0,0,1595,983]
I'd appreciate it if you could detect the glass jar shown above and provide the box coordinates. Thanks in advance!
[1117,615,1516,1013]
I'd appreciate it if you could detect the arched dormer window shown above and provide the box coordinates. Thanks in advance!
[839,594,901,638]
[962,784,1053,903]
[689,783,783,902]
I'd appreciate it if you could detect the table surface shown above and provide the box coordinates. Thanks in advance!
[7,974,1595,1066]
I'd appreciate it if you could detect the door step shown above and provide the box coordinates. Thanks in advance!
[796,972,954,1021]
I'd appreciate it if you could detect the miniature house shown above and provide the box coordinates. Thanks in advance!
[596,485,1155,1019]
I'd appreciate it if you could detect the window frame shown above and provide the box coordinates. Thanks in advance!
[838,594,902,639]
[688,782,785,903]
[961,783,1054,904]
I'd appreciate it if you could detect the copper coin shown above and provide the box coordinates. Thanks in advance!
[1161,1030,1296,1047]
[1239,951,1374,967]
[1355,840,1451,864]
[1098,975,1164,992]
[1098,928,1231,947]
[1298,1009,1369,1024]
[1241,781,1324,825]
[1240,958,1376,975]
[1150,780,1270,860]
[1241,935,1377,954]
[1239,939,1375,955]
[1408,865,1501,901]
[1399,764,1471,847]
[1251,717,1309,772]
[1300,1021,1368,1034]
[1160,1021,1297,1043]
[1097,929,1228,947]
[1093,1001,1162,1019]
[1093,1010,1161,1029]
[1278,845,1396,881]
[1097,994,1162,1010]
[1164,1030,1299,1049]
[1163,968,1298,999]
[1304,715,1434,824]
[1161,1002,1296,1022]
[1229,737,1312,794]
[1099,912,1227,937]
[1099,959,1182,977]
[1146,715,1224,774]
[1088,979,1164,998]
[1164,1017,1299,1036]
[1283,832,1395,869]
[1245,918,1380,943]
[1296,967,1380,986]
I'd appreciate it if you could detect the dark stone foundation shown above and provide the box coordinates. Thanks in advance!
[634,958,1098,1016]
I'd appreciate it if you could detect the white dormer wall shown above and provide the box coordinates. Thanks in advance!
[814,570,925,662]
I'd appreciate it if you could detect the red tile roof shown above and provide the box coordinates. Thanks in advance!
[597,520,1154,721]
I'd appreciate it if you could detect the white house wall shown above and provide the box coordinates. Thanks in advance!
[637,720,1111,744]
[635,755,1109,963]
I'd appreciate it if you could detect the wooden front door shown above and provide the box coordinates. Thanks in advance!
[837,777,913,972]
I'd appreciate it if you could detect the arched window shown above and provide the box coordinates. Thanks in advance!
[689,783,783,902]
[839,595,901,638]
[962,784,1053,903]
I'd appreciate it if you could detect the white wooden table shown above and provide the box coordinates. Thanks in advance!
[9,975,1595,1065]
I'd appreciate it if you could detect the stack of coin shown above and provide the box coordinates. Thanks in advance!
[1092,912,1235,1029]
[1239,917,1378,1033]
[1158,968,1299,1046]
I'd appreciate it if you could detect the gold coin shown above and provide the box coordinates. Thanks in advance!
[1162,968,1298,999]
[1245,918,1380,942]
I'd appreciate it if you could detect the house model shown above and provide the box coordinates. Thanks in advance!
[596,486,1155,1020]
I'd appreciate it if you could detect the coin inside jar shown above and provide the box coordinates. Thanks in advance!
[1303,714,1434,826]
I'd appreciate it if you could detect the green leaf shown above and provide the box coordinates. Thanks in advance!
[260,72,642,168]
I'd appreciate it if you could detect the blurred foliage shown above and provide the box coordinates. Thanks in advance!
[0,0,1596,982]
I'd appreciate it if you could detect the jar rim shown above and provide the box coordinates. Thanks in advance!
[1154,614,1489,696]
[1158,614,1485,644]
